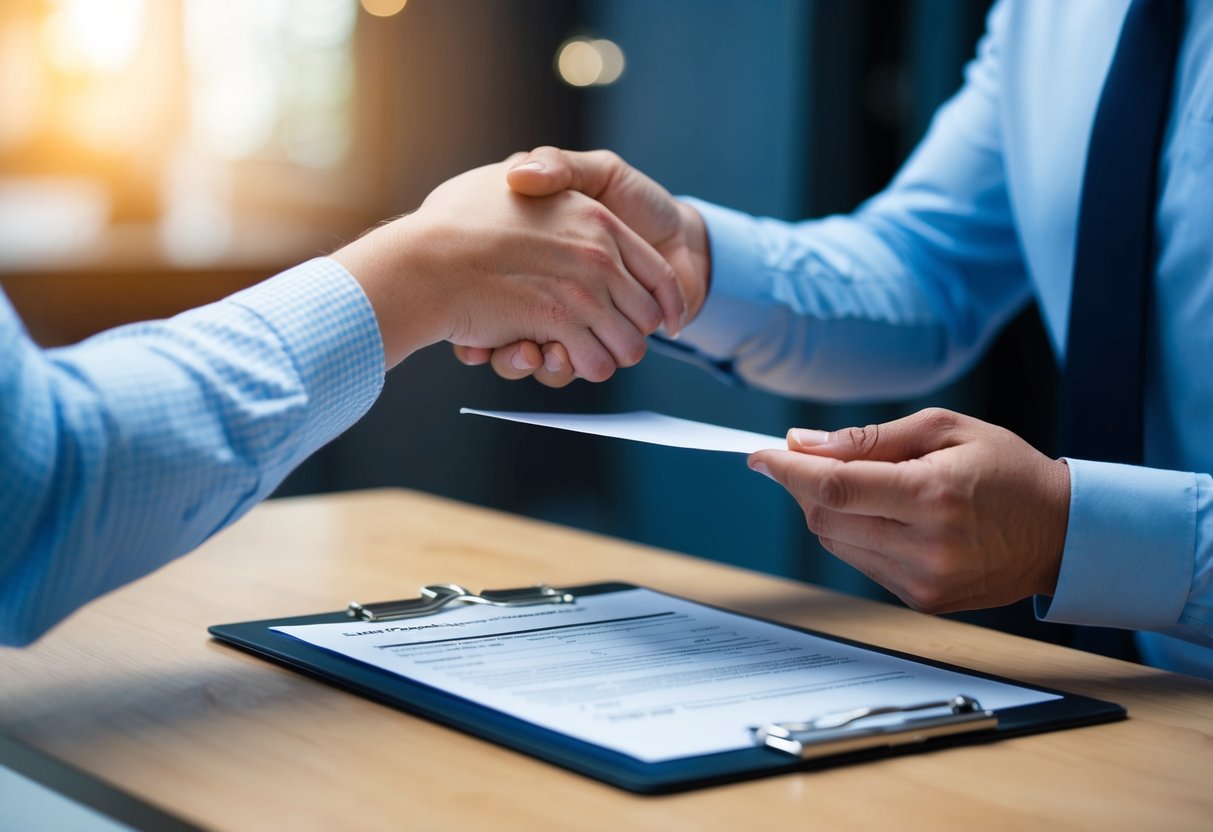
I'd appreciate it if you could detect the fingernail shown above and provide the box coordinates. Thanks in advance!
[790,428,831,447]
[512,161,544,172]
[544,350,562,373]
[672,304,688,339]
[749,460,775,480]
[512,350,534,371]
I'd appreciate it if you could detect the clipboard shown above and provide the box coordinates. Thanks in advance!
[209,581,1125,794]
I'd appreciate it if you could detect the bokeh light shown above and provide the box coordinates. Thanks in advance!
[556,37,625,88]
[360,0,408,18]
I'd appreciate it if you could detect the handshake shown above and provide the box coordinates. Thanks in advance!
[331,147,710,384]
[333,145,1073,619]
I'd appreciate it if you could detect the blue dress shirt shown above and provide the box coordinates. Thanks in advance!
[0,258,384,645]
[672,0,1213,679]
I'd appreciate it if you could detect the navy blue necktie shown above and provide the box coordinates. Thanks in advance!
[1060,0,1183,661]
[1060,0,1183,465]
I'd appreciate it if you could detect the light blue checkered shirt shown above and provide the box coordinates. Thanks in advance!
[0,258,384,645]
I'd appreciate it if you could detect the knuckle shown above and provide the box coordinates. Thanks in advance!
[574,241,618,275]
[841,424,881,457]
[918,478,969,523]
[578,201,615,231]
[638,302,664,334]
[591,148,622,168]
[578,355,616,383]
[917,407,956,433]
[815,465,851,510]
[538,373,574,389]
[803,504,831,537]
[553,279,601,314]
[538,297,575,329]
[618,336,648,368]
[902,579,946,614]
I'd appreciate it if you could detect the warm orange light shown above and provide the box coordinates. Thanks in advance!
[360,0,408,18]
[42,0,146,74]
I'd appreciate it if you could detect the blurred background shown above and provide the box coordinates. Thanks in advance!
[0,0,1067,642]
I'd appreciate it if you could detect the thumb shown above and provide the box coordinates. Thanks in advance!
[786,408,962,462]
[506,147,683,246]
[506,145,617,198]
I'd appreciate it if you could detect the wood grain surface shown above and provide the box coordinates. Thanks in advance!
[2,489,1211,831]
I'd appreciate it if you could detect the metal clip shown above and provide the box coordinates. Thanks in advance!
[347,583,575,621]
[753,694,997,759]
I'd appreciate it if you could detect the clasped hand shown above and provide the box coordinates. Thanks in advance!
[331,157,690,376]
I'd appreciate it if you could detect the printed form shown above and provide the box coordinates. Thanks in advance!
[274,588,1057,762]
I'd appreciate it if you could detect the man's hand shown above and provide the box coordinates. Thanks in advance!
[331,159,684,377]
[453,147,711,387]
[747,408,1071,614]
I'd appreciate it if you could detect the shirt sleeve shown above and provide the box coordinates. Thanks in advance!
[0,257,385,645]
[665,0,1031,402]
[1036,459,1213,648]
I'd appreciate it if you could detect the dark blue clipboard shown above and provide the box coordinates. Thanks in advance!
[208,581,1125,794]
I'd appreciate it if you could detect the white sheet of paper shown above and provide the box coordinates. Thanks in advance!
[459,408,786,454]
[274,587,1058,763]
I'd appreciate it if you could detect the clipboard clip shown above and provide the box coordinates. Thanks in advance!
[752,694,998,760]
[347,583,576,622]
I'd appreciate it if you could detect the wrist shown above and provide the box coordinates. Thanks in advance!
[1039,457,1071,596]
[331,217,446,368]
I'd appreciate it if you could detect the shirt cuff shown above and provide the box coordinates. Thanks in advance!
[1035,458,1197,632]
[226,257,385,457]
[673,198,783,365]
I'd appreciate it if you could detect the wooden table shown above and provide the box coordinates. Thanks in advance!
[2,489,1211,831]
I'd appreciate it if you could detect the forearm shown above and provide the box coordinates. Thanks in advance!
[666,1,1030,401]
[669,200,1005,401]
[0,259,383,645]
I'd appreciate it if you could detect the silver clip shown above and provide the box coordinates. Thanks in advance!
[347,583,575,621]
[753,694,997,759]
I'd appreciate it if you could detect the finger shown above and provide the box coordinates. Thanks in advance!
[748,449,923,522]
[487,341,543,380]
[453,345,491,366]
[799,503,913,557]
[556,327,619,383]
[533,342,577,388]
[786,407,964,463]
[509,149,688,334]
[587,305,650,372]
[606,210,686,336]
[812,536,925,610]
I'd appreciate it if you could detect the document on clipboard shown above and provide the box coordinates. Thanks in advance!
[210,582,1124,793]
[273,586,1052,762]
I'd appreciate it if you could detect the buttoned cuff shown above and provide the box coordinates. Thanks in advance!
[673,198,784,367]
[1035,458,1196,632]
